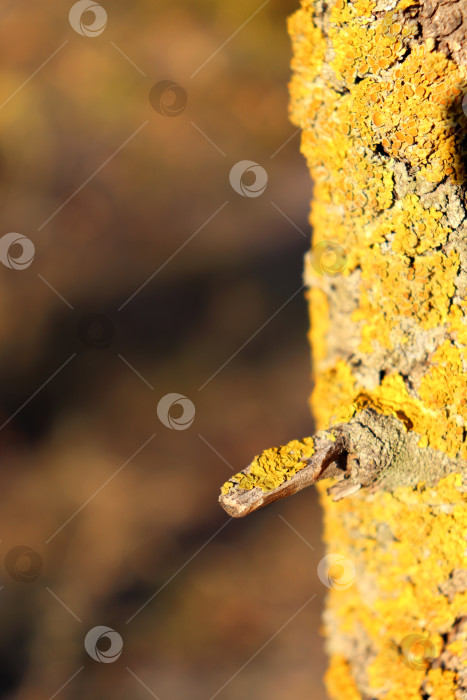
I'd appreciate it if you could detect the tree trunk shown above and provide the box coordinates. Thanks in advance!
[288,1,467,696]
[220,0,467,696]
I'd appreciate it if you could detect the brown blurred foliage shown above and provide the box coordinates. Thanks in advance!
[0,1,328,698]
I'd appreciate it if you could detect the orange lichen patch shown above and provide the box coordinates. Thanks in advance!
[289,1,467,445]
[349,46,467,184]
[352,0,375,17]
[321,474,466,698]
[324,655,361,700]
[221,437,316,494]
[289,2,467,287]
[353,252,459,356]
[312,368,467,459]
[287,4,327,128]
[372,111,384,127]
[289,7,400,244]
[329,4,414,84]
[390,195,449,255]
[396,0,419,9]
[425,669,458,698]
[369,372,466,458]
[288,2,467,696]
[446,638,466,658]
[348,194,459,352]
[303,99,394,217]
[419,341,467,435]
[310,360,357,430]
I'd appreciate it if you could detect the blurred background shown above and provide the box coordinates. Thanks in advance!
[0,0,328,698]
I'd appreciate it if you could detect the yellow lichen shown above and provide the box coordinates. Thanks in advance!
[287,4,327,128]
[424,669,458,698]
[324,655,361,699]
[289,0,467,460]
[221,437,315,494]
[313,369,467,460]
[309,359,357,430]
[286,2,467,696]
[329,5,414,84]
[353,212,459,353]
[320,474,467,698]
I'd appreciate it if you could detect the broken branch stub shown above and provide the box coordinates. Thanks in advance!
[218,407,441,517]
[219,435,348,518]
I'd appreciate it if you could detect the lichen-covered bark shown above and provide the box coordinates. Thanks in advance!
[287,0,467,696]
[219,0,467,696]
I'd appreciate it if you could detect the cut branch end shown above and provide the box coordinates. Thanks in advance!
[219,434,349,517]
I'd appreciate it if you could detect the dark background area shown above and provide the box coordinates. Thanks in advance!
[0,1,328,698]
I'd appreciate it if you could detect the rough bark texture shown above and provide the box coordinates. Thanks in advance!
[287,0,467,697]
[219,0,467,695]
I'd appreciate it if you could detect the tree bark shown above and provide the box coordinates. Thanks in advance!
[220,0,467,696]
